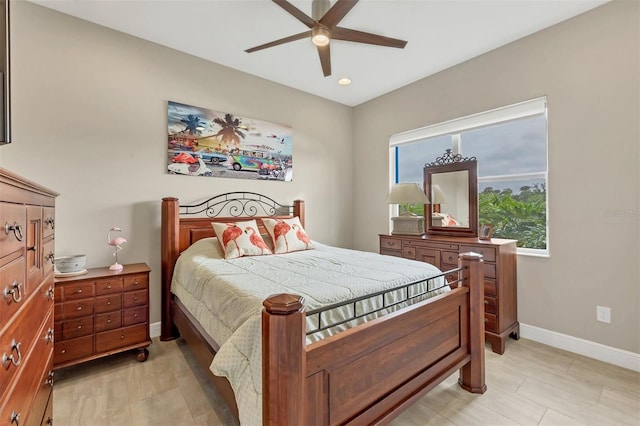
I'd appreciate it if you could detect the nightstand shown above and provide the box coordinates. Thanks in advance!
[53,263,151,369]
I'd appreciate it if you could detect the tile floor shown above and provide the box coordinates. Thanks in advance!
[53,337,639,425]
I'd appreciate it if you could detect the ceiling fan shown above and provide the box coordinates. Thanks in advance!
[245,0,408,77]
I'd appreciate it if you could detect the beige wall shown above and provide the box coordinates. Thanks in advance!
[0,1,354,324]
[353,0,639,353]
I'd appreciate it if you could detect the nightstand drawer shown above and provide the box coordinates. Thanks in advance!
[123,274,148,291]
[123,290,147,308]
[61,299,94,319]
[124,307,147,326]
[484,263,496,279]
[62,317,94,340]
[484,279,496,297]
[96,324,147,353]
[54,335,94,365]
[95,312,122,332]
[63,282,95,300]
[95,294,122,313]
[95,278,123,295]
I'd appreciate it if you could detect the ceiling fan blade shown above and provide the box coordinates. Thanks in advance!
[245,31,311,53]
[319,0,359,29]
[332,27,407,49]
[317,44,331,77]
[273,0,316,28]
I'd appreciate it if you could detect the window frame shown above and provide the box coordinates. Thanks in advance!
[389,97,549,257]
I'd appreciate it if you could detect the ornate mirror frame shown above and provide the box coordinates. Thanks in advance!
[423,149,478,237]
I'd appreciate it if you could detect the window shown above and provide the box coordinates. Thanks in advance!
[390,98,548,255]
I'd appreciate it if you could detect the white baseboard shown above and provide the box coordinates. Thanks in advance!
[520,323,640,372]
[150,321,161,339]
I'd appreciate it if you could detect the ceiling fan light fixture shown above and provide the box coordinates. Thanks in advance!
[311,26,330,47]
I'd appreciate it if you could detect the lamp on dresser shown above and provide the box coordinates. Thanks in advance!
[386,183,429,235]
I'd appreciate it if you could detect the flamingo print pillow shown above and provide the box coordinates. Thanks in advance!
[211,220,272,259]
[262,217,314,254]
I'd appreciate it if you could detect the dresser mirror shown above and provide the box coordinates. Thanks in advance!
[423,149,478,237]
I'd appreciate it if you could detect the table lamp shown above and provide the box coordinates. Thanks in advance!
[386,183,430,235]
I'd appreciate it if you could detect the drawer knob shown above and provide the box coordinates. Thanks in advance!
[45,217,55,230]
[9,411,20,426]
[107,300,111,305]
[133,281,139,286]
[484,318,488,323]
[2,340,22,368]
[60,349,66,354]
[76,289,82,294]
[120,335,125,340]
[133,296,138,301]
[76,325,82,330]
[484,300,489,305]
[106,319,112,323]
[76,306,83,311]
[3,280,23,303]
[47,287,55,301]
[134,313,139,318]
[4,221,23,241]
[46,370,54,387]
[46,252,55,264]
[45,328,55,344]
[106,285,112,289]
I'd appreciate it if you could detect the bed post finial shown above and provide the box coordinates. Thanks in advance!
[458,252,487,394]
[262,294,306,425]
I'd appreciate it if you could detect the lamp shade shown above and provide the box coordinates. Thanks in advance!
[432,184,447,204]
[385,183,430,204]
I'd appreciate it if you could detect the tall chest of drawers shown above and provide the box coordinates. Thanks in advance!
[380,234,519,354]
[0,168,58,426]
[53,263,151,369]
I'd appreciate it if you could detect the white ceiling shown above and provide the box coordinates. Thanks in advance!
[30,0,608,106]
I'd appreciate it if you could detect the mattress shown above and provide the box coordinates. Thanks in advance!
[171,238,449,425]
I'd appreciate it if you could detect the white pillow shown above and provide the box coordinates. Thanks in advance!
[211,220,272,259]
[262,217,313,254]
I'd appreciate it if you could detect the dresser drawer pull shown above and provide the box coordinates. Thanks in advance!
[484,318,488,323]
[9,411,20,426]
[60,349,67,354]
[76,325,82,330]
[133,296,138,301]
[106,285,112,289]
[120,335,125,340]
[133,281,139,286]
[45,217,55,230]
[134,313,139,318]
[47,287,55,300]
[3,280,23,303]
[107,300,111,305]
[45,370,54,387]
[4,222,23,241]
[45,328,55,344]
[46,252,55,264]
[27,245,37,252]
[484,300,488,305]
[106,319,112,323]
[75,289,83,294]
[2,340,22,368]
[76,306,83,311]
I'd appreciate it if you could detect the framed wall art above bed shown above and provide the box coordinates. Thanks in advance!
[160,192,487,425]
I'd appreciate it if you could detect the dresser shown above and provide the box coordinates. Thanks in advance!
[380,234,519,354]
[0,168,57,426]
[53,263,151,369]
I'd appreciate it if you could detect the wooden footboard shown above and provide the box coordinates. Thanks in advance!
[262,253,485,426]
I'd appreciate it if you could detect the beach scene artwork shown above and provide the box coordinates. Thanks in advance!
[167,101,293,181]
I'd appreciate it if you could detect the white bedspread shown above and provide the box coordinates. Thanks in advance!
[171,238,448,425]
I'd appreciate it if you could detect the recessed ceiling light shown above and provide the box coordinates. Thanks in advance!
[338,77,352,86]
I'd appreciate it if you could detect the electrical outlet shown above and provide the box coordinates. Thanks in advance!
[596,306,611,323]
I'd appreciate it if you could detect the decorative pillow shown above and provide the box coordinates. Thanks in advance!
[211,220,272,259]
[262,217,313,254]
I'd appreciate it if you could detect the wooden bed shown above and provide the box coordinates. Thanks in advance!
[160,192,486,425]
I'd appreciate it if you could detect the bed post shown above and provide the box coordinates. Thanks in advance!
[458,252,487,393]
[262,294,306,426]
[293,199,305,227]
[161,197,180,341]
